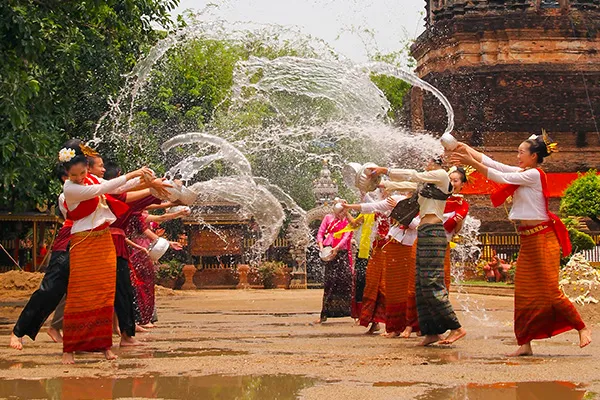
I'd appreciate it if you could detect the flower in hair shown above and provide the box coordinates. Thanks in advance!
[58,148,76,163]
[79,143,99,157]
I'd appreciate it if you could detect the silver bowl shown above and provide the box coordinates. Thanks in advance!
[148,237,170,262]
[356,162,381,193]
[441,132,458,151]
[342,162,362,188]
[319,246,335,262]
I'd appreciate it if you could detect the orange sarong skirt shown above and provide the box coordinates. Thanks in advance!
[514,229,585,345]
[63,228,116,353]
[383,240,415,333]
[405,243,419,331]
[359,240,387,327]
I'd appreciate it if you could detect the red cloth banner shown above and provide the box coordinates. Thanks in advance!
[462,171,597,198]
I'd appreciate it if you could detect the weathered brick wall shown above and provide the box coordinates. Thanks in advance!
[412,5,600,231]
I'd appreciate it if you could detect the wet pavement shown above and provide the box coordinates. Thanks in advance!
[0,289,598,399]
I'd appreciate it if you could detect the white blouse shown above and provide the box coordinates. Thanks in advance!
[482,155,548,221]
[360,194,420,246]
[63,175,135,233]
[58,193,67,220]
[385,168,450,221]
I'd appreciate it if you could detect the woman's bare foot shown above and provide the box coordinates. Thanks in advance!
[62,352,75,364]
[365,322,381,335]
[314,316,326,324]
[417,334,443,346]
[103,349,118,360]
[507,343,533,357]
[9,333,23,350]
[439,328,467,344]
[113,314,121,336]
[579,327,592,348]
[120,334,143,347]
[47,327,63,343]
[381,331,400,338]
[140,323,155,329]
[400,326,413,338]
[135,325,148,333]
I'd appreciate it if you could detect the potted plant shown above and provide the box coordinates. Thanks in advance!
[156,259,184,289]
[257,261,286,289]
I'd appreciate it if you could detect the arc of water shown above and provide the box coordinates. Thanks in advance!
[161,132,253,176]
[364,62,455,135]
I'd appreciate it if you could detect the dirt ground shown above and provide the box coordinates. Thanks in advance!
[0,285,599,399]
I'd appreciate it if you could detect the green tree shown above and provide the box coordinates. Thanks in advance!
[370,51,414,124]
[560,170,600,224]
[0,0,179,212]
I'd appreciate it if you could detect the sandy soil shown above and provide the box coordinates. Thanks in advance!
[0,284,598,399]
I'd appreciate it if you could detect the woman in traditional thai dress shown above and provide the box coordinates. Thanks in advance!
[59,139,150,364]
[449,132,591,356]
[315,204,353,323]
[372,158,466,346]
[127,209,186,328]
[344,193,419,337]
[346,192,377,322]
[442,167,471,290]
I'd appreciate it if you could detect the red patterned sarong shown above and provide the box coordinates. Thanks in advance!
[383,240,413,333]
[405,243,419,331]
[359,240,387,327]
[63,229,116,353]
[514,227,585,345]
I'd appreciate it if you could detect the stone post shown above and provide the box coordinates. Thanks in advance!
[236,264,250,289]
[181,264,197,290]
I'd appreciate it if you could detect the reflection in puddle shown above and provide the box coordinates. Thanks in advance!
[119,347,248,359]
[0,360,39,370]
[0,374,317,400]
[374,381,432,387]
[417,350,547,366]
[418,381,587,400]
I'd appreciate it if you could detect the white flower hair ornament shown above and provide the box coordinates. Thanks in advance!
[58,148,76,163]
[528,134,538,140]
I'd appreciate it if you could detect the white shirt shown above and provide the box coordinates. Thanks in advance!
[360,195,420,246]
[482,155,548,221]
[385,168,450,221]
[58,193,67,220]
[63,175,134,233]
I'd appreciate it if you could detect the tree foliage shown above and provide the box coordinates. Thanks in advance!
[0,0,178,211]
[560,170,600,224]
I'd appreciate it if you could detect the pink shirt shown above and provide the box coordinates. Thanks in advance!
[317,214,352,251]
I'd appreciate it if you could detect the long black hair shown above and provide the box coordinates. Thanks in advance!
[450,167,468,183]
[524,134,553,164]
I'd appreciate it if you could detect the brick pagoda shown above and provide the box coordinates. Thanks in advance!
[411,0,600,231]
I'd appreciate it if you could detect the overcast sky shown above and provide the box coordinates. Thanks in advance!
[171,0,426,63]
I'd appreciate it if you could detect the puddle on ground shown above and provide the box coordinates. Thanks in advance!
[0,374,316,400]
[417,350,547,366]
[0,359,39,369]
[374,381,433,387]
[418,381,588,400]
[118,347,248,359]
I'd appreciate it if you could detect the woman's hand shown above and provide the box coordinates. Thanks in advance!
[386,197,399,208]
[367,166,389,177]
[169,241,183,251]
[148,177,173,199]
[448,143,475,166]
[127,166,153,180]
